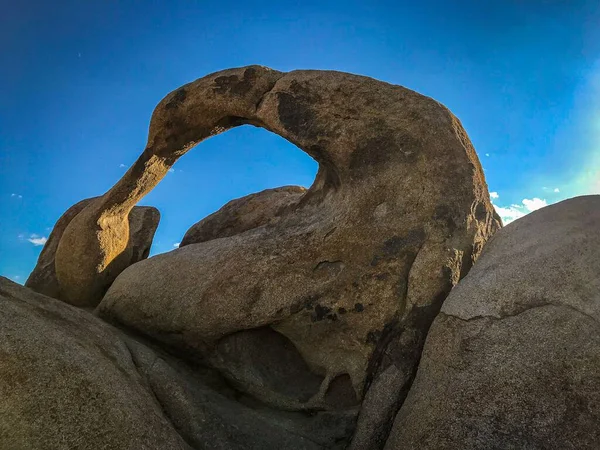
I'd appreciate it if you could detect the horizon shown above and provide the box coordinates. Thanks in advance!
[1,0,599,283]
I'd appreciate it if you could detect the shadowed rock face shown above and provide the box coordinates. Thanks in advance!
[50,66,499,445]
[1,277,352,450]
[0,278,188,450]
[385,196,600,450]
[25,198,159,302]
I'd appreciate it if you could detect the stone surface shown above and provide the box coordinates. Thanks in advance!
[89,65,500,445]
[0,277,353,449]
[26,197,159,303]
[386,196,600,450]
[181,186,306,246]
[0,276,188,449]
[25,198,92,298]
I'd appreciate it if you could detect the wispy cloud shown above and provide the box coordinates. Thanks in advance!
[11,193,23,199]
[168,168,175,173]
[27,234,48,246]
[173,242,180,248]
[542,186,560,193]
[119,163,126,168]
[489,191,499,199]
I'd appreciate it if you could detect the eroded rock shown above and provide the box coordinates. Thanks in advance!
[26,197,159,302]
[385,196,600,449]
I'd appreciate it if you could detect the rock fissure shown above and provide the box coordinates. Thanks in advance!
[441,302,600,326]
[253,73,284,114]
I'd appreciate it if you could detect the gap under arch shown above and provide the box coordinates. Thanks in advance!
[139,125,319,256]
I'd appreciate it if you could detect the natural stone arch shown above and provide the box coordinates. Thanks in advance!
[54,65,500,446]
[55,65,495,306]
[55,66,324,305]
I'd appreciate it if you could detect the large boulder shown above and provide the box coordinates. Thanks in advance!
[181,186,306,246]
[0,277,353,449]
[385,195,600,449]
[0,276,187,449]
[87,64,500,445]
[26,197,159,302]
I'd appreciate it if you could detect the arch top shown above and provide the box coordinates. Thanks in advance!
[102,64,476,215]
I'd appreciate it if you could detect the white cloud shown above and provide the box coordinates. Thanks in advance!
[521,197,547,212]
[493,204,526,224]
[168,168,175,173]
[11,193,22,199]
[489,191,499,199]
[119,163,126,168]
[492,197,548,224]
[27,234,48,246]
[542,186,560,194]
[485,153,490,157]
[173,242,180,248]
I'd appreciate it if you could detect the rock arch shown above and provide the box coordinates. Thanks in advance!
[55,65,497,306]
[51,65,500,445]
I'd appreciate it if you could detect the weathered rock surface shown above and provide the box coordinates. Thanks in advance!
[0,276,187,449]
[25,198,92,298]
[385,196,600,450]
[0,277,354,449]
[26,197,159,302]
[84,65,501,446]
[181,186,306,246]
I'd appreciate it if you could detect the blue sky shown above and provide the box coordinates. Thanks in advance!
[1,1,599,283]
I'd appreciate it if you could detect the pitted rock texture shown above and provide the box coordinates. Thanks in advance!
[0,276,187,449]
[385,196,600,450]
[79,65,501,438]
[25,198,159,302]
[0,277,353,450]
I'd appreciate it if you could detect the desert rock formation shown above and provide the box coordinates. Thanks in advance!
[88,66,501,445]
[22,66,588,450]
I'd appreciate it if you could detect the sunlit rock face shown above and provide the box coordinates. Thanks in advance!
[26,197,159,302]
[385,196,600,450]
[83,65,500,442]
